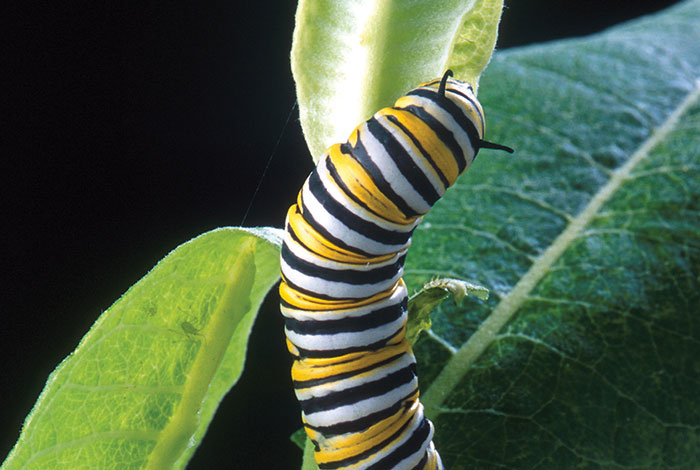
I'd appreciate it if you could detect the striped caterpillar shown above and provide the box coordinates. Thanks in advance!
[280,70,512,470]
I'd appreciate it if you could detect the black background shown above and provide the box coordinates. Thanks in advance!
[2,1,682,468]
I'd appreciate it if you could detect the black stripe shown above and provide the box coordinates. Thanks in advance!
[279,296,298,310]
[400,103,467,174]
[299,192,375,257]
[293,351,406,389]
[284,297,405,335]
[299,363,417,414]
[411,87,484,139]
[367,417,432,470]
[446,86,485,135]
[406,88,481,171]
[305,387,418,436]
[307,170,414,247]
[366,118,441,208]
[294,325,405,358]
[409,452,429,470]
[317,404,418,469]
[281,243,404,286]
[281,275,357,302]
[438,88,484,151]
[343,133,420,219]
[325,156,390,222]
[286,220,349,264]
[386,113,450,189]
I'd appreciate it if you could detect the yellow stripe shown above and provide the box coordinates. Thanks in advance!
[287,204,397,265]
[327,142,418,226]
[399,80,485,139]
[417,78,441,88]
[279,278,405,312]
[287,206,367,263]
[319,151,418,238]
[314,397,420,465]
[292,341,409,383]
[378,107,459,187]
[286,337,299,356]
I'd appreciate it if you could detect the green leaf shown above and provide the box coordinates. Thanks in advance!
[290,428,307,451]
[401,1,700,467]
[446,0,505,88]
[1,227,283,470]
[291,0,505,161]
[301,437,318,470]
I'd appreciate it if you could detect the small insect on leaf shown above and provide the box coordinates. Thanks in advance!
[179,320,208,348]
[180,320,200,336]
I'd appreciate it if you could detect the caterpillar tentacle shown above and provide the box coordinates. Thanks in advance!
[280,70,511,470]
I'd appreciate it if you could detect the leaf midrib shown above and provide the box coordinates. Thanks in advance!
[421,81,700,419]
[145,240,256,470]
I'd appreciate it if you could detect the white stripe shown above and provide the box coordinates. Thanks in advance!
[401,94,477,169]
[376,116,446,197]
[445,84,485,136]
[294,353,414,400]
[316,157,422,234]
[280,282,406,321]
[303,378,417,428]
[284,232,405,272]
[360,122,433,215]
[331,406,431,470]
[301,182,406,256]
[387,421,433,470]
[280,256,401,299]
[285,312,406,355]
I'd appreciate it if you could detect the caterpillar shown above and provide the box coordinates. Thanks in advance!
[280,70,513,470]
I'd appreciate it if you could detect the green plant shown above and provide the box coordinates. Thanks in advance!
[3,1,699,469]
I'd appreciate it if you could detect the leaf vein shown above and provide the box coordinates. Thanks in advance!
[421,80,700,419]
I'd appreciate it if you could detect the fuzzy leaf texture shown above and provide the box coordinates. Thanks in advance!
[1,228,283,470]
[401,2,700,468]
[291,0,505,161]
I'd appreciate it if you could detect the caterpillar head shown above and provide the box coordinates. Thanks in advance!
[416,70,514,158]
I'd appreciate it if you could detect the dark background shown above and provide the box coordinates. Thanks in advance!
[2,1,682,468]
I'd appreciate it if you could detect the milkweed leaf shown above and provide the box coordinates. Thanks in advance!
[403,1,700,467]
[447,0,505,89]
[290,428,308,451]
[1,228,283,470]
[301,438,318,470]
[291,0,506,161]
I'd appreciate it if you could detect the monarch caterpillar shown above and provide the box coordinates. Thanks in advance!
[280,70,513,470]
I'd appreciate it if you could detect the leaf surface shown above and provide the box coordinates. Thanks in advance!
[403,1,700,467]
[2,227,283,470]
[291,0,505,161]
